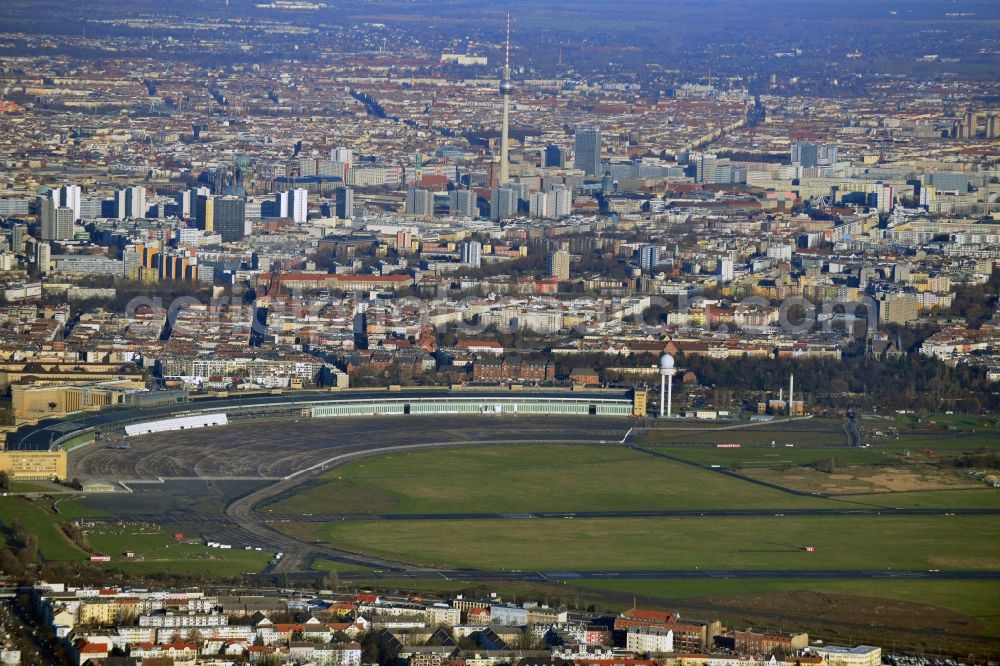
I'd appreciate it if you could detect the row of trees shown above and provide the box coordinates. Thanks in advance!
[947,270,1000,329]
[679,353,1000,413]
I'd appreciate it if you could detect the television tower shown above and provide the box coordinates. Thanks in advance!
[498,13,514,185]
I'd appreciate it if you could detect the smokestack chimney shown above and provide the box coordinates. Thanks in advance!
[789,373,795,415]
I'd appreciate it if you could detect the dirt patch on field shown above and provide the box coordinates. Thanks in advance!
[667,590,993,655]
[745,464,982,494]
[929,555,1000,570]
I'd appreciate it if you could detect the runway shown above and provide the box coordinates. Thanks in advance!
[341,568,1000,582]
[257,507,1000,521]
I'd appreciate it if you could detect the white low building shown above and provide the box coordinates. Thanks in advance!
[626,626,674,654]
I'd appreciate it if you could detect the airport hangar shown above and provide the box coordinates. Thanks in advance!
[7,389,648,475]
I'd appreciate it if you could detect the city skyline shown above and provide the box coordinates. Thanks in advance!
[0,1,997,662]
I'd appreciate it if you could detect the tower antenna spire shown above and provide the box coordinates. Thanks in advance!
[505,13,511,70]
[497,13,515,186]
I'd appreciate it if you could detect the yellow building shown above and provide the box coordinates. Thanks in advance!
[78,601,119,626]
[11,380,144,425]
[0,361,144,392]
[632,389,648,417]
[0,450,68,480]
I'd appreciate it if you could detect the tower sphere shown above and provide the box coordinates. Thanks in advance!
[660,354,675,370]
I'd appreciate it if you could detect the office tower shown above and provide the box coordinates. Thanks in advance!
[875,183,894,213]
[490,186,517,220]
[12,225,26,254]
[717,257,734,283]
[115,186,147,220]
[963,111,976,139]
[335,187,354,219]
[405,188,433,217]
[195,195,215,232]
[694,153,718,184]
[36,241,51,273]
[79,197,102,219]
[574,126,601,176]
[129,186,147,219]
[276,189,308,223]
[544,144,564,168]
[460,241,482,268]
[39,198,75,240]
[529,186,570,219]
[396,230,413,254]
[177,187,210,218]
[449,189,476,218]
[529,191,550,219]
[547,249,570,282]
[920,185,936,210]
[212,197,247,242]
[293,188,309,223]
[498,14,514,185]
[549,185,571,217]
[331,147,353,165]
[817,144,838,166]
[639,245,660,271]
[988,115,1000,139]
[790,141,819,168]
[51,185,81,221]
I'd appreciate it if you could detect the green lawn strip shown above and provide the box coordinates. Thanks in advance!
[265,444,839,516]
[50,496,112,520]
[886,434,1000,451]
[643,445,892,467]
[56,431,95,450]
[838,489,1000,509]
[101,549,272,576]
[311,558,379,573]
[304,515,1000,572]
[0,497,86,561]
[86,527,271,574]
